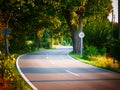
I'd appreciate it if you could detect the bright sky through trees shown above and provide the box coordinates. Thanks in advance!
[108,0,118,22]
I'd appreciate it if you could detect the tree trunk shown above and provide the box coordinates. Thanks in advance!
[35,31,40,50]
[70,26,82,54]
[62,9,83,54]
[50,34,53,48]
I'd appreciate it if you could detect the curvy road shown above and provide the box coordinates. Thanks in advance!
[16,46,120,90]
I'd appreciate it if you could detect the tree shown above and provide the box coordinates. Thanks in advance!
[8,0,37,53]
[83,15,112,49]
[63,0,112,54]
[42,0,112,54]
[0,0,113,54]
[0,0,14,52]
[3,1,43,52]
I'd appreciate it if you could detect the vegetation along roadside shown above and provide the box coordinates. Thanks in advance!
[0,54,32,90]
[70,46,120,73]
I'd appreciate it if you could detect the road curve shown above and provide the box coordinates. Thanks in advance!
[16,46,120,90]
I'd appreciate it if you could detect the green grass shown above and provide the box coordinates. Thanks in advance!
[69,52,120,73]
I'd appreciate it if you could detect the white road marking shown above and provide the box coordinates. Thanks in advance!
[16,55,38,90]
[46,54,48,59]
[65,70,79,77]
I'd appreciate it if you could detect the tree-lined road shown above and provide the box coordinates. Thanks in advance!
[17,46,120,90]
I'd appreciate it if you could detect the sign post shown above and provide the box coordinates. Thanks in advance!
[79,32,85,57]
[3,28,9,56]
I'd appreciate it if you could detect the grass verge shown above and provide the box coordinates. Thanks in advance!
[69,52,120,73]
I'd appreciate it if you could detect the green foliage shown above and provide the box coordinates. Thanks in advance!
[83,46,98,59]
[83,17,112,49]
[83,45,107,60]
[0,0,112,54]
[70,53,120,73]
[98,47,106,55]
[0,54,32,89]
[112,23,119,39]
[0,0,114,88]
[109,39,120,62]
[41,30,50,49]
[62,37,72,46]
[62,40,67,46]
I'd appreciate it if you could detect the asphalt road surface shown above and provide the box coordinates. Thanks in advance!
[17,46,120,90]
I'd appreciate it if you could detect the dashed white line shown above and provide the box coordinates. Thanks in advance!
[65,70,79,77]
[46,54,48,59]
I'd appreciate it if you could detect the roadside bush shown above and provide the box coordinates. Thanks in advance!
[83,17,112,49]
[70,52,120,73]
[83,46,98,59]
[41,30,50,49]
[42,41,50,49]
[98,47,106,55]
[62,40,67,46]
[0,54,32,90]
[88,55,120,72]
[108,39,120,68]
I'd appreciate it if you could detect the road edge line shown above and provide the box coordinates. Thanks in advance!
[16,54,38,90]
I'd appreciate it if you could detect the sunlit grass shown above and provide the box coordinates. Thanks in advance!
[70,52,120,73]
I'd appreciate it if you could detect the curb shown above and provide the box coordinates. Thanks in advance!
[16,54,38,90]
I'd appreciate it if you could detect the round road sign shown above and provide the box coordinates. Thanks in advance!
[4,28,9,35]
[79,32,85,38]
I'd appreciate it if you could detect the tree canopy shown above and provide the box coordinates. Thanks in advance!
[0,0,113,54]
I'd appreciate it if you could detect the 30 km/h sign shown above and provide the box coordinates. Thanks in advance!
[79,32,85,38]
[79,32,85,57]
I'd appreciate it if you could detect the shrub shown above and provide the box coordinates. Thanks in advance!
[42,41,50,49]
[0,54,32,90]
[98,47,106,55]
[89,55,120,72]
[83,46,98,59]
[62,40,67,46]
[109,39,120,68]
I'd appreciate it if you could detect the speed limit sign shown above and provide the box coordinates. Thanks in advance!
[79,32,85,38]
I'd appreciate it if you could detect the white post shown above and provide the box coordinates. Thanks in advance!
[79,32,85,57]
[80,38,83,57]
